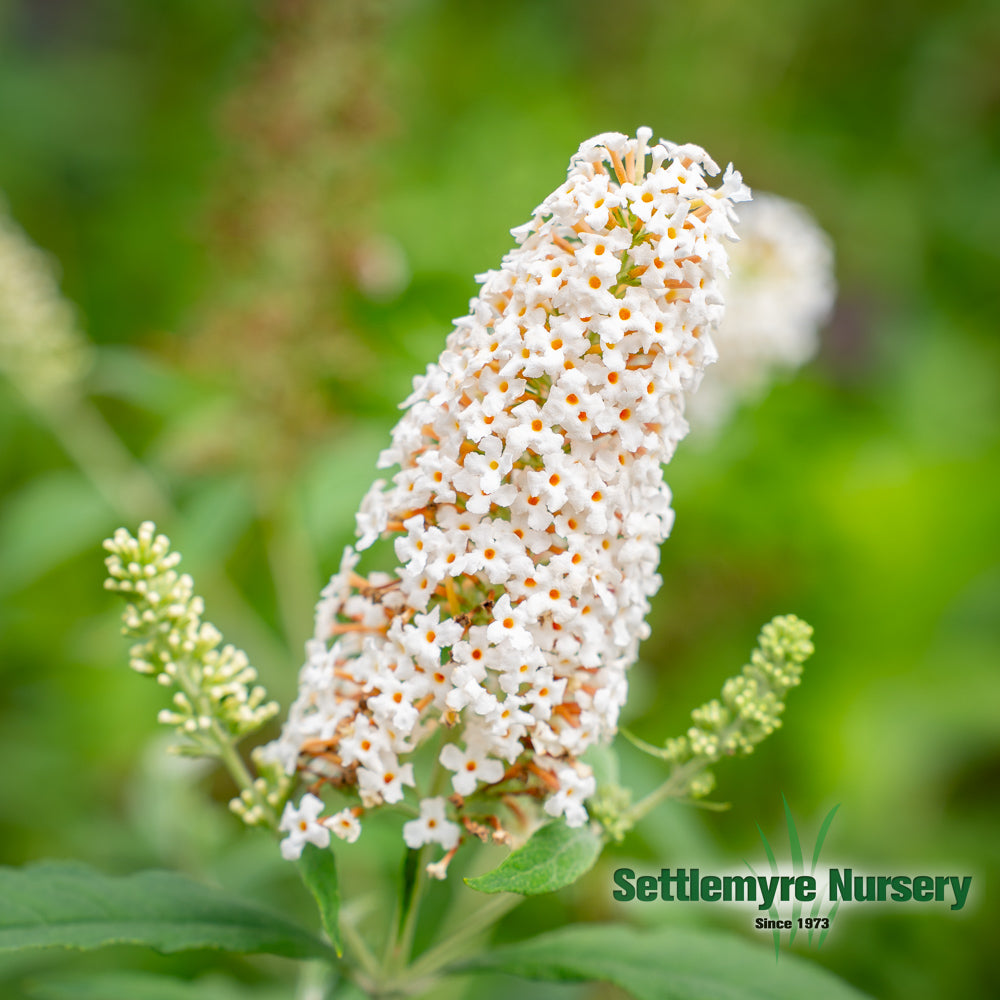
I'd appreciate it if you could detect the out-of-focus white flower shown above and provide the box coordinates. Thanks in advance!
[0,196,92,402]
[688,192,836,431]
[265,129,750,866]
[279,793,332,860]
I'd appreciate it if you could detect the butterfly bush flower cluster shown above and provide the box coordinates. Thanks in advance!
[266,129,750,867]
[687,193,835,431]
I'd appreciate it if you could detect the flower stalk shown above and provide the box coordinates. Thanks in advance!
[619,615,815,830]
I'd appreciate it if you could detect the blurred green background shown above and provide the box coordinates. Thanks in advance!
[1,1,997,998]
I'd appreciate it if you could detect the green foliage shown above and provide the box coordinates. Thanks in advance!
[0,862,334,961]
[465,821,604,896]
[296,844,342,957]
[25,970,292,1000]
[0,471,110,596]
[460,924,871,1000]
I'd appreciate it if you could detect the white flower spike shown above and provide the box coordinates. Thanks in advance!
[266,129,750,864]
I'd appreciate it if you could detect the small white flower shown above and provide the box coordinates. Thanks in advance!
[355,480,389,550]
[440,740,506,796]
[328,808,362,844]
[543,766,596,828]
[485,594,533,651]
[357,753,415,806]
[278,793,331,860]
[403,797,461,850]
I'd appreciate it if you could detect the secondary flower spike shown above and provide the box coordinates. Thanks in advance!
[267,129,750,863]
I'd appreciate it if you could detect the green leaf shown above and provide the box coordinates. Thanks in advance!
[396,848,420,938]
[459,924,871,1000]
[0,471,111,595]
[90,346,205,417]
[296,844,342,956]
[808,804,842,946]
[25,970,292,1000]
[0,861,334,961]
[464,822,603,896]
[751,822,781,959]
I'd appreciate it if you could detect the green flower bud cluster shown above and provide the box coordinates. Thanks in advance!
[619,615,814,828]
[588,784,634,843]
[230,747,292,827]
[661,615,814,796]
[103,522,279,753]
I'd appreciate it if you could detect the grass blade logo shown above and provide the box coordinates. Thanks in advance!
[746,794,841,959]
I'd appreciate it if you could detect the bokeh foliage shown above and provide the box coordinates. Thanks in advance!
[1,1,997,998]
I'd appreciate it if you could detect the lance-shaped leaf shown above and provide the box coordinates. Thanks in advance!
[296,844,342,956]
[0,862,334,961]
[465,821,603,895]
[458,923,871,1000]
[24,970,293,1000]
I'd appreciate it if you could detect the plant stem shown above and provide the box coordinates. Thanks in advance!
[395,847,429,969]
[381,842,430,984]
[406,892,523,980]
[623,716,747,828]
[170,651,278,828]
[295,960,338,1000]
[623,759,703,827]
[340,916,381,984]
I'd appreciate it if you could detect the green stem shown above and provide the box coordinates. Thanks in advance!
[40,394,172,518]
[623,758,706,828]
[216,726,277,828]
[407,892,523,980]
[396,848,429,968]
[172,654,278,828]
[381,843,430,982]
[295,960,338,1000]
[340,915,381,984]
[375,749,450,990]
[623,716,746,828]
